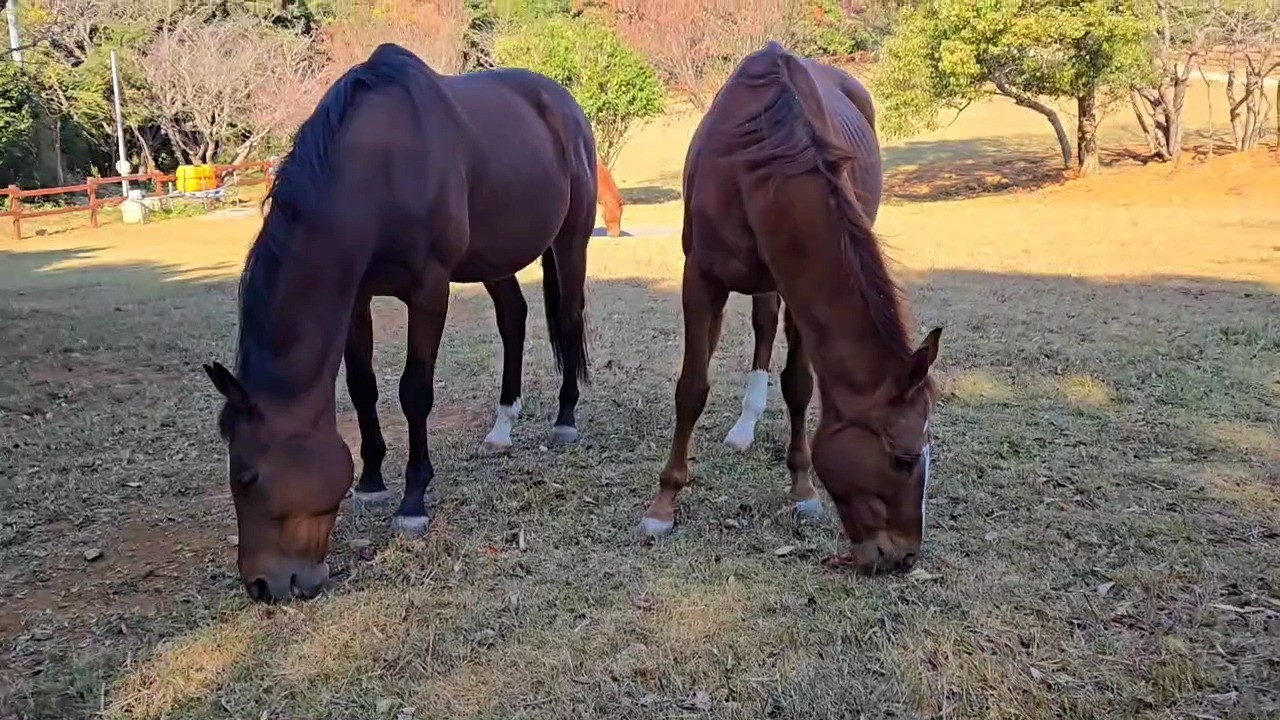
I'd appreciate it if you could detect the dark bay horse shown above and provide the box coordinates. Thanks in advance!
[640,43,943,575]
[354,155,625,466]
[203,43,595,602]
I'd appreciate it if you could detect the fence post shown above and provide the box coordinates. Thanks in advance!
[7,184,20,241]
[88,178,100,229]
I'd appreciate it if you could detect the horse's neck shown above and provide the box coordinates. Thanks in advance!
[787,281,905,412]
[238,232,367,423]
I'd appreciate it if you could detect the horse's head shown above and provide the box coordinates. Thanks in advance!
[204,362,352,602]
[812,328,941,575]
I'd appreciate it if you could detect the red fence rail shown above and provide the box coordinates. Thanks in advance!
[2,160,274,241]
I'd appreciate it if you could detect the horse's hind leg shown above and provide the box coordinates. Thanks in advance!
[543,184,594,446]
[392,267,451,537]
[724,292,780,451]
[480,277,527,454]
[640,259,729,538]
[346,295,390,503]
[780,308,822,521]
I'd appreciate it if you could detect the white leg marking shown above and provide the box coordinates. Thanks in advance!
[793,497,825,521]
[351,489,392,505]
[724,370,769,451]
[638,516,675,538]
[481,399,521,454]
[391,514,431,538]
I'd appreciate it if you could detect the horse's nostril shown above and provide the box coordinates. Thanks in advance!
[901,553,917,570]
[248,577,270,602]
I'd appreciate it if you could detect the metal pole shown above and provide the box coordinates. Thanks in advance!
[6,0,22,66]
[109,49,130,196]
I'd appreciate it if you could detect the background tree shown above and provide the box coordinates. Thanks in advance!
[607,0,799,109]
[1130,0,1222,163]
[1218,0,1280,150]
[495,14,664,165]
[877,0,1152,175]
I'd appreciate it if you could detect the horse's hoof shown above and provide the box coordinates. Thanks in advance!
[351,489,392,505]
[792,497,825,521]
[479,438,512,455]
[638,516,675,539]
[551,425,580,445]
[391,514,430,538]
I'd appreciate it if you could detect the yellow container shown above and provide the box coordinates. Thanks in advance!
[175,164,217,193]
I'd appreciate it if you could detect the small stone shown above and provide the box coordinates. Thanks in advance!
[375,698,396,715]
[1096,581,1116,597]
[225,535,239,547]
[774,545,797,557]
[83,548,103,562]
[984,531,999,542]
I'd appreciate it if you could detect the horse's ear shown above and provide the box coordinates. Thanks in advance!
[204,362,252,413]
[902,327,942,395]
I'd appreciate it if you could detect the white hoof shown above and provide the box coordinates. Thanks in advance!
[551,425,580,445]
[391,514,430,538]
[638,516,675,538]
[479,438,513,455]
[351,490,392,505]
[723,421,756,452]
[792,497,825,521]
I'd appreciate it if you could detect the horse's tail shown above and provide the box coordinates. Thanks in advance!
[266,43,436,221]
[540,250,591,384]
[714,42,908,359]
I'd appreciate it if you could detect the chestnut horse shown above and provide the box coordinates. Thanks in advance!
[597,157,624,237]
[640,43,942,575]
[203,44,595,602]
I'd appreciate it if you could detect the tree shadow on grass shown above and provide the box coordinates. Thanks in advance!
[620,186,682,205]
[3,247,1278,719]
[882,135,1067,202]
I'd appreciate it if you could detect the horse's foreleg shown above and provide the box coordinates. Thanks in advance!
[724,292,780,451]
[392,267,451,537]
[780,308,822,521]
[480,277,527,454]
[640,260,728,538]
[345,296,390,503]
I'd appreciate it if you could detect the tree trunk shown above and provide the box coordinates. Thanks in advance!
[993,77,1072,168]
[1198,65,1215,161]
[1077,91,1100,176]
[129,125,156,175]
[1131,90,1164,157]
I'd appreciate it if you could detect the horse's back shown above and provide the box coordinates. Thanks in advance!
[804,61,882,223]
[438,69,597,280]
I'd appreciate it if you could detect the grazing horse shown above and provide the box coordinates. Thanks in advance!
[640,42,942,575]
[597,157,624,237]
[203,43,595,602]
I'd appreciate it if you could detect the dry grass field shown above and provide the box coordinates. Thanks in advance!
[2,81,1278,719]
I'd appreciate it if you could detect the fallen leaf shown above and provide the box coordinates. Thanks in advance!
[225,535,239,547]
[723,518,741,529]
[123,482,141,489]
[83,548,103,562]
[375,698,396,715]
[1029,666,1045,681]
[984,531,999,541]
[349,538,372,549]
[774,545,797,557]
[1096,581,1115,597]
[679,690,712,712]
[907,568,941,582]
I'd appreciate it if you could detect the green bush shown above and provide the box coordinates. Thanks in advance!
[495,16,665,167]
[0,64,39,188]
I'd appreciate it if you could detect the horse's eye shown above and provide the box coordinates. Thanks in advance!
[892,454,918,473]
[235,471,259,488]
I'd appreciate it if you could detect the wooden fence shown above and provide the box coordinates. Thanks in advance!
[2,160,274,241]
